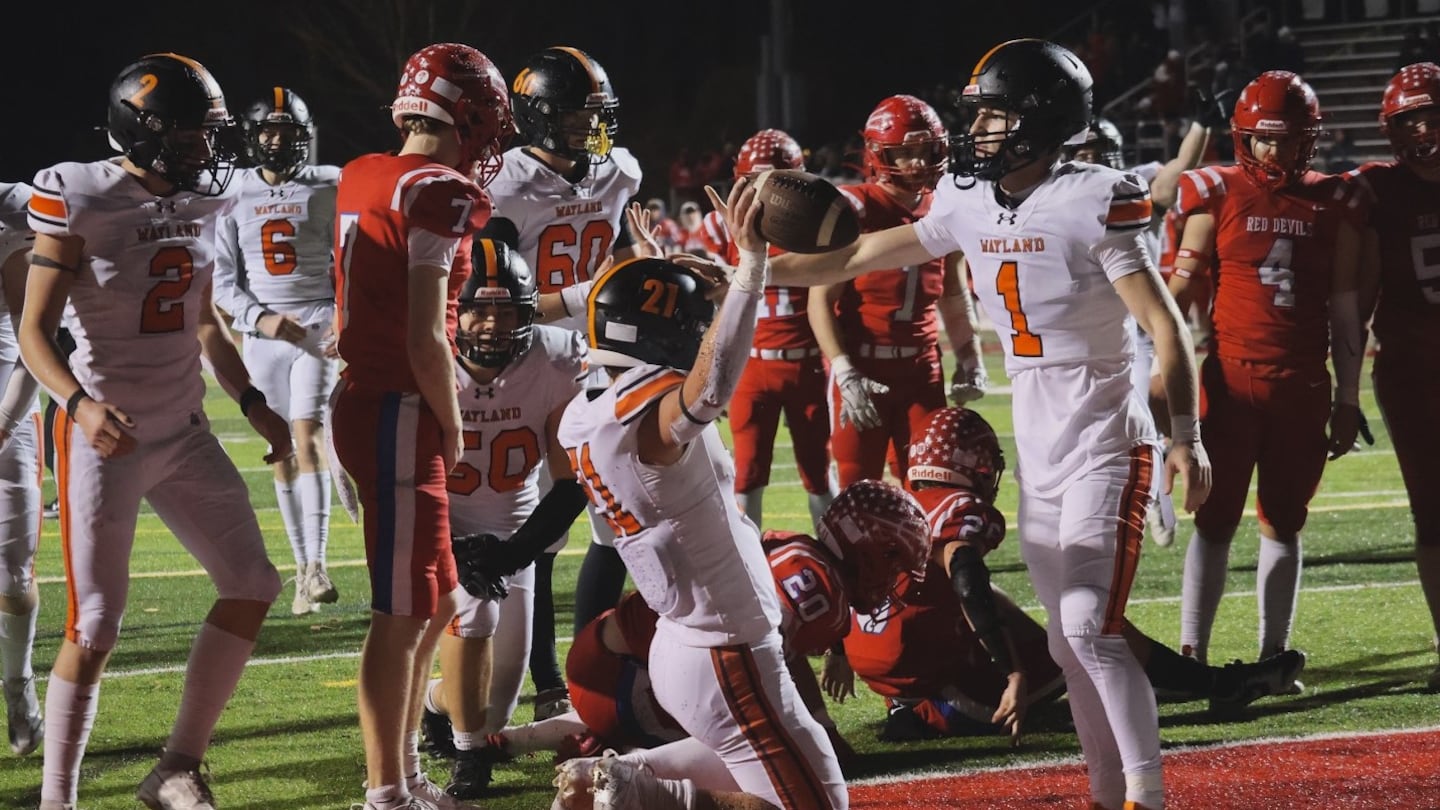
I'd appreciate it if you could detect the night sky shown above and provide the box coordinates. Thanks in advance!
[2,0,1108,200]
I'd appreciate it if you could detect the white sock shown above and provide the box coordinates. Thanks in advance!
[40,675,99,804]
[1125,768,1165,809]
[423,677,443,714]
[1179,529,1232,663]
[275,479,306,569]
[365,784,409,806]
[166,623,256,760]
[1257,533,1302,658]
[402,730,421,779]
[452,730,475,752]
[502,711,587,755]
[0,604,38,680]
[299,471,332,566]
[808,489,836,531]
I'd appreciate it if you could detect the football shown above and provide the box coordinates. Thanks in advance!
[750,169,860,254]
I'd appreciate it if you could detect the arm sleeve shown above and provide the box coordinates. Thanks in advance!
[212,215,269,332]
[912,181,964,257]
[1173,168,1222,219]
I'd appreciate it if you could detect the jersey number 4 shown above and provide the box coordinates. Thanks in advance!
[996,260,1043,357]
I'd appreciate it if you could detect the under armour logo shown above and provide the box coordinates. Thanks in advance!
[996,211,1017,225]
[267,187,290,198]
[153,200,176,214]
[472,387,495,399]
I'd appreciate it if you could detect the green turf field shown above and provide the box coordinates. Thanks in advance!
[2,346,1434,810]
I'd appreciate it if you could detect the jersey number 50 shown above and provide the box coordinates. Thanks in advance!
[447,427,541,496]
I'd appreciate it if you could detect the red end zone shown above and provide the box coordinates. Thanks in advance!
[850,728,1440,809]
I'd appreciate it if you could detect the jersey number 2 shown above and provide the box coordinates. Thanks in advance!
[996,260,1043,357]
[141,246,195,334]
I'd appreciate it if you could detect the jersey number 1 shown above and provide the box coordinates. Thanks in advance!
[996,260,1043,357]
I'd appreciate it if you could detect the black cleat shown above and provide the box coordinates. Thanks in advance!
[878,702,939,742]
[421,707,458,759]
[1208,649,1307,719]
[445,747,495,799]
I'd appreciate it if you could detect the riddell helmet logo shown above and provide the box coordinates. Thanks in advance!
[1402,93,1433,108]
[1255,118,1289,130]
[392,98,429,114]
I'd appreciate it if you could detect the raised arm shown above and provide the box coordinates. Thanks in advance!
[770,222,938,288]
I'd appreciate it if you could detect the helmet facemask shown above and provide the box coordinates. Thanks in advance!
[249,120,311,178]
[1232,129,1318,190]
[457,299,536,369]
[1385,107,1440,177]
[951,101,1059,184]
[122,105,239,196]
[868,135,949,193]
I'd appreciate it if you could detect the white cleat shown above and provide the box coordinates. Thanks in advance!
[1146,494,1176,548]
[137,763,217,810]
[290,565,319,615]
[4,676,43,755]
[308,562,339,603]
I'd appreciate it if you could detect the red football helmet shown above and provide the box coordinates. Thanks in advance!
[907,407,1006,502]
[392,43,515,186]
[1380,62,1440,172]
[816,479,930,618]
[734,129,804,178]
[862,95,949,193]
[1230,70,1322,190]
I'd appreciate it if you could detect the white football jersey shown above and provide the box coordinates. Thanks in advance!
[487,147,642,331]
[28,159,234,442]
[214,165,340,331]
[915,162,1158,495]
[449,325,589,537]
[0,183,35,412]
[1129,160,1164,265]
[557,365,781,647]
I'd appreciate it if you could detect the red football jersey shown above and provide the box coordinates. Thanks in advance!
[334,152,490,390]
[712,217,815,351]
[762,530,852,656]
[835,183,944,349]
[1158,207,1183,279]
[910,487,1006,555]
[1175,164,1367,369]
[1348,162,1440,356]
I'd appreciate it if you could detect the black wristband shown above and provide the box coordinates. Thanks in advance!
[65,389,90,415]
[678,394,708,425]
[829,641,846,656]
[239,386,267,417]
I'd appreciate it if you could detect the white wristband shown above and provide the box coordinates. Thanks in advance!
[560,280,595,317]
[1171,413,1201,444]
[731,247,769,294]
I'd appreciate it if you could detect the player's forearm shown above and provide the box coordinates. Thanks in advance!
[537,281,595,325]
[0,365,39,434]
[408,335,462,433]
[1150,308,1201,434]
[771,224,933,287]
[787,648,832,723]
[677,249,766,428]
[197,319,254,402]
[1151,122,1210,209]
[806,287,846,360]
[1329,290,1364,406]
[938,292,982,370]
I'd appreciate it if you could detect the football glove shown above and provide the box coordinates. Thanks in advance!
[451,532,511,601]
[949,364,989,405]
[831,355,888,430]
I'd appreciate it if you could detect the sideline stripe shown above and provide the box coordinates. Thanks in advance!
[847,724,1440,787]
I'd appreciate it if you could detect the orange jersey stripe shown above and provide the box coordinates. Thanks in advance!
[53,410,79,643]
[28,192,65,221]
[711,646,831,810]
[1106,198,1154,228]
[614,370,685,424]
[1103,446,1153,634]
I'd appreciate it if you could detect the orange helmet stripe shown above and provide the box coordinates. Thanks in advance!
[554,46,602,93]
[970,38,1037,84]
[480,238,498,286]
[586,256,638,349]
[273,86,285,110]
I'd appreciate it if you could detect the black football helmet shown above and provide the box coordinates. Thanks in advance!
[951,39,1094,182]
[1066,117,1125,169]
[511,46,620,165]
[245,87,313,178]
[457,239,539,369]
[107,53,239,195]
[586,257,714,371]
